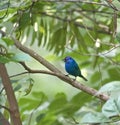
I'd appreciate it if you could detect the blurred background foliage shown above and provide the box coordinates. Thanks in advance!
[1,0,120,125]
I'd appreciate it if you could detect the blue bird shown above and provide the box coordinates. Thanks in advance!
[63,56,87,81]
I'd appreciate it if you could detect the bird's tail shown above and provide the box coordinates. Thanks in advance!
[81,75,88,81]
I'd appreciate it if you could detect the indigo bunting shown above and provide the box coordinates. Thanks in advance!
[63,56,87,81]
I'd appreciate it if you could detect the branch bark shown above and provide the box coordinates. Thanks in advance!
[0,112,10,125]
[13,38,109,101]
[0,63,22,125]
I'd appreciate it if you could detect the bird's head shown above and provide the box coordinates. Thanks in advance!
[63,56,72,62]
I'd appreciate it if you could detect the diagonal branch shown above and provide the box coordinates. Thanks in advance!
[13,38,109,101]
[13,37,61,73]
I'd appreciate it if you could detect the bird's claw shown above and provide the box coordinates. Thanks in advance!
[73,77,76,81]
[65,74,69,77]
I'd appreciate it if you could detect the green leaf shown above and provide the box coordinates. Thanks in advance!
[14,84,22,91]
[0,55,11,63]
[90,71,101,83]
[0,42,15,63]
[24,78,34,96]
[48,93,67,113]
[36,113,46,123]
[98,81,120,94]
[48,24,67,54]
[30,26,37,46]
[102,97,120,118]
[2,37,14,46]
[0,38,7,47]
[81,112,110,124]
[115,32,120,43]
[11,52,31,62]
[108,67,120,80]
[19,11,31,30]
[70,23,87,52]
[19,91,48,113]
[71,92,92,109]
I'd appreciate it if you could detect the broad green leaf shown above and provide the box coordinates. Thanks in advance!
[14,84,22,91]
[11,52,31,62]
[90,71,101,84]
[19,91,48,113]
[0,55,11,63]
[70,92,92,109]
[102,97,120,118]
[2,37,14,46]
[81,112,110,124]
[98,81,120,94]
[48,93,67,113]
[36,113,57,125]
[36,113,46,123]
[0,40,14,63]
[108,68,120,81]
[0,38,7,47]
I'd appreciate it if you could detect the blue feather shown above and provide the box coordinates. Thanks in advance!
[64,56,87,81]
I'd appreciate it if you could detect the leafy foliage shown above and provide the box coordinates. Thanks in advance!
[0,0,120,125]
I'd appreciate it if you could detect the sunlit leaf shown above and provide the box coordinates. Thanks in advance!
[81,112,110,124]
[48,93,67,112]
[24,78,34,96]
[11,52,31,62]
[19,11,31,30]
[98,81,120,94]
[102,97,120,118]
[115,32,120,43]
[19,91,48,113]
[36,113,46,123]
[0,55,11,63]
[2,37,14,46]
[14,84,22,91]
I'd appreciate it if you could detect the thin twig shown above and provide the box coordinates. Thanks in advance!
[105,0,120,11]
[0,104,10,112]
[0,0,10,19]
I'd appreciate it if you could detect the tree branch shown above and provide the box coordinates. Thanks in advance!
[19,62,56,76]
[13,38,109,101]
[0,112,10,125]
[0,104,10,112]
[0,63,22,125]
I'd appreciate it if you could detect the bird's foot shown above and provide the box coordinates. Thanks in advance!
[73,77,76,81]
[65,74,69,77]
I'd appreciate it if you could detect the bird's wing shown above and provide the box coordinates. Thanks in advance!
[73,61,81,74]
[73,60,79,69]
